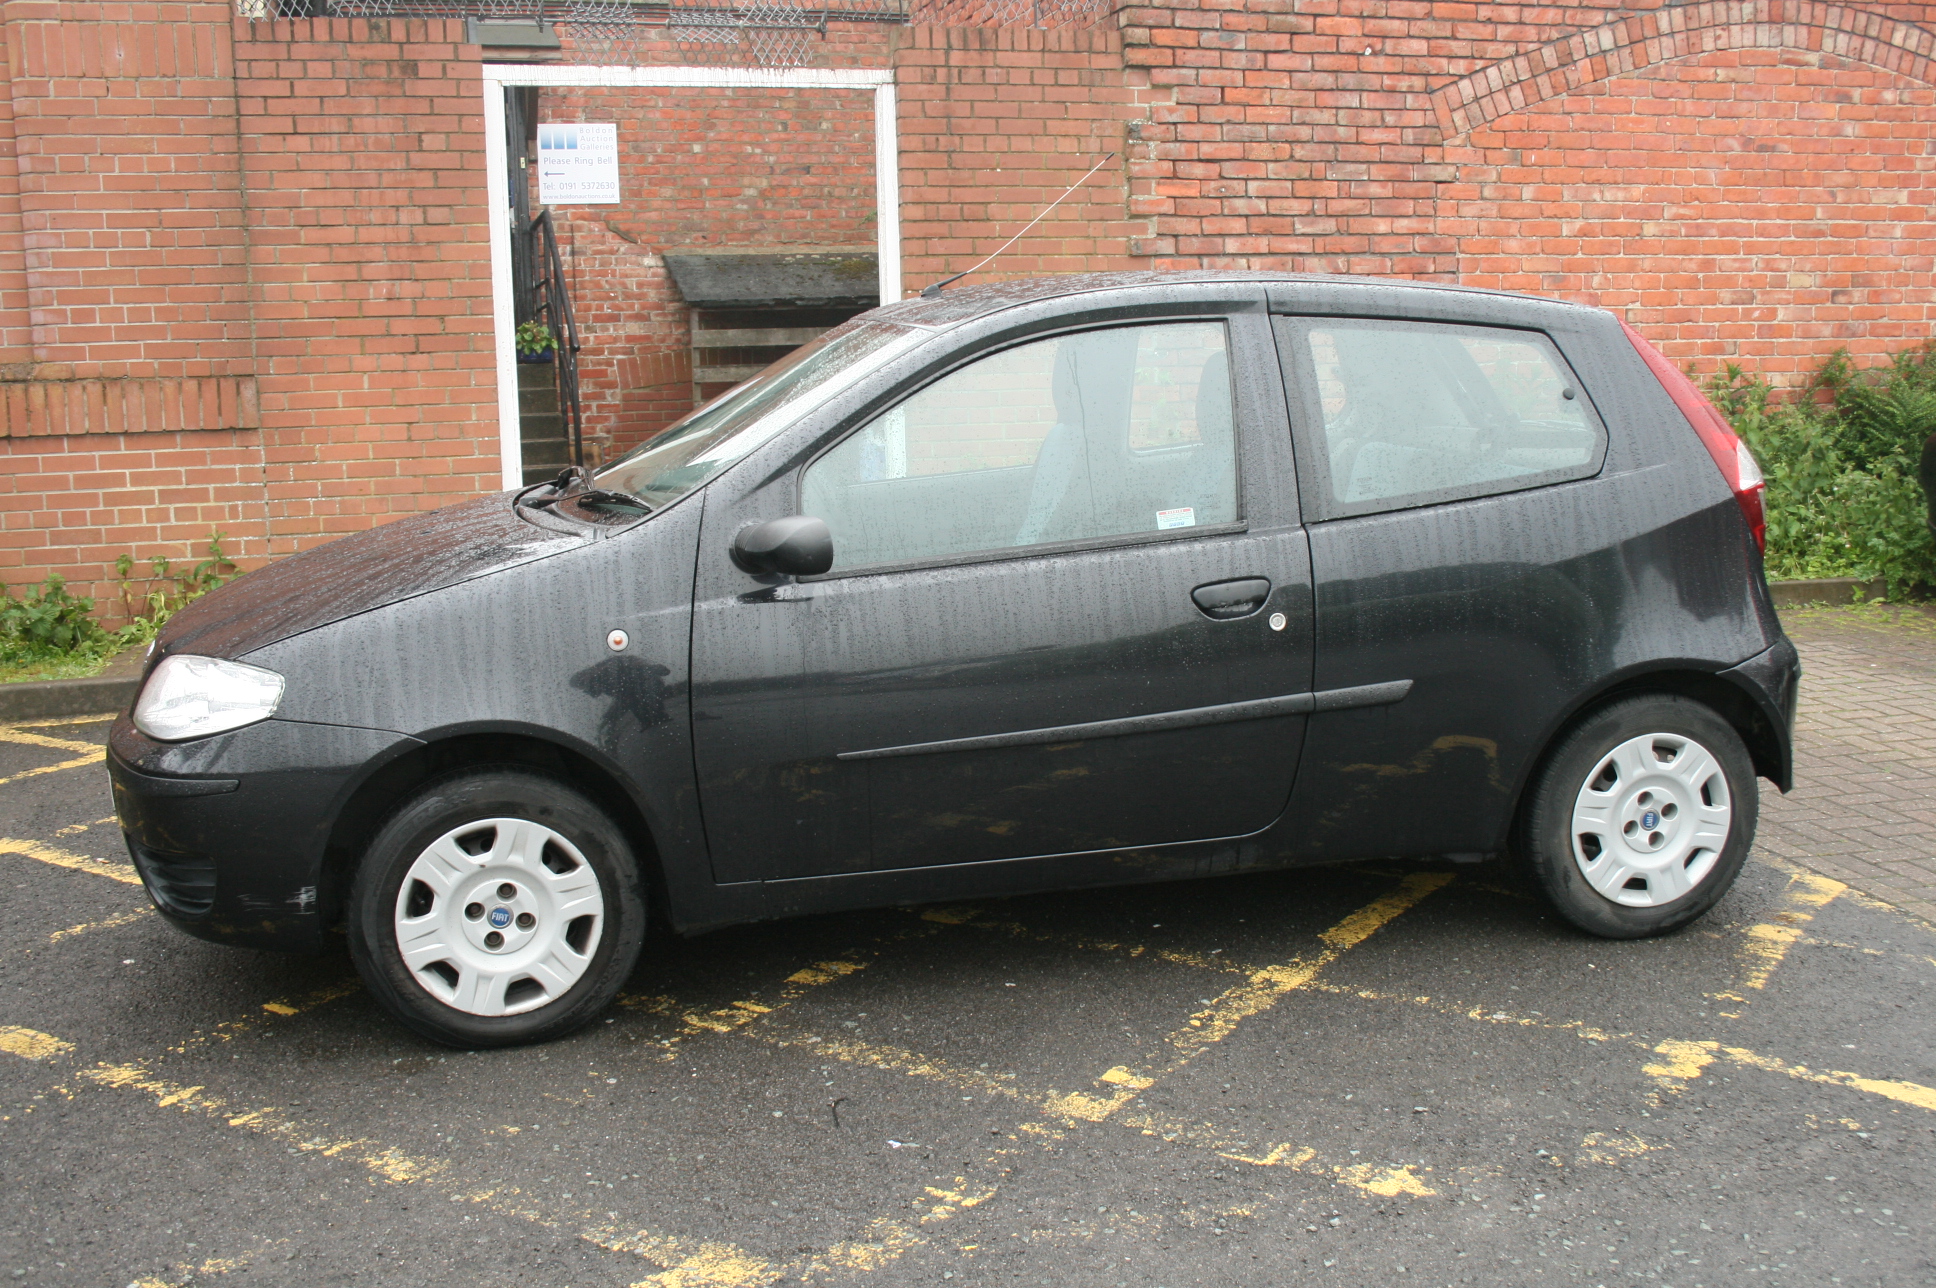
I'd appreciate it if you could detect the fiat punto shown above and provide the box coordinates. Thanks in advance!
[110,272,1797,1046]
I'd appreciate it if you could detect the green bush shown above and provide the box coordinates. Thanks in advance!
[0,573,110,653]
[1707,343,1936,598]
[0,531,238,681]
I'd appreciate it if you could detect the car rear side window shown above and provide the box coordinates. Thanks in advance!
[803,321,1238,573]
[1279,318,1605,519]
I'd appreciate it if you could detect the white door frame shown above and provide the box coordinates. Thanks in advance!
[481,63,901,489]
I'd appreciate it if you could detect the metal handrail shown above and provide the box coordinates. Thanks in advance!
[528,209,585,470]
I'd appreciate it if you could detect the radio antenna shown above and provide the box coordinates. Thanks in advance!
[919,151,1118,299]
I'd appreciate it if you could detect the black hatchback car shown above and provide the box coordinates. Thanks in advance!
[110,272,1798,1047]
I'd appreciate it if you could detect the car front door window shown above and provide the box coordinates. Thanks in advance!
[803,321,1238,573]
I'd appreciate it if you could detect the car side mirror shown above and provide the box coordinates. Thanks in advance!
[732,516,834,577]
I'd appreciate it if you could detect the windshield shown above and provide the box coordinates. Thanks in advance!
[593,320,923,511]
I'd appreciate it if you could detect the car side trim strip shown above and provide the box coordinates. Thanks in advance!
[836,679,1412,762]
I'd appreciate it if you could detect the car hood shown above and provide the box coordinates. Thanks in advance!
[156,494,589,661]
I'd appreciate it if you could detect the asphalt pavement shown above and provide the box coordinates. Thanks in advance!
[2,611,1933,1288]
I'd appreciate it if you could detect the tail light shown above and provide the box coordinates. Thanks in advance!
[1619,320,1767,553]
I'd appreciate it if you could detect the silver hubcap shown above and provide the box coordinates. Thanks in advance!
[393,818,604,1016]
[1570,732,1731,907]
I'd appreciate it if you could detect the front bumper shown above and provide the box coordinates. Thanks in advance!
[109,715,420,951]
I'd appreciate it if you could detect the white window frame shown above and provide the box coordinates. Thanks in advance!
[481,63,901,489]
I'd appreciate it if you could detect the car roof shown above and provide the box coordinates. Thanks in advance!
[870,269,1599,330]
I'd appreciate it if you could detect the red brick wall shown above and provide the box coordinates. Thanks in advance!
[1443,47,1936,379]
[0,7,496,622]
[896,25,1149,294]
[1117,0,1936,379]
[233,16,497,555]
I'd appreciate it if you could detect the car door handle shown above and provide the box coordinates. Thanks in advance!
[1191,577,1272,620]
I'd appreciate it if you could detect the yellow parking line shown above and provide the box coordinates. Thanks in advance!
[0,725,109,754]
[1047,873,1453,1124]
[1709,872,1845,1013]
[6,714,117,730]
[168,980,364,1055]
[0,749,106,788]
[128,1248,276,1288]
[80,1053,790,1283]
[612,926,945,1064]
[0,836,141,885]
[1685,1041,1936,1114]
[0,1025,73,1060]
[1301,980,1936,1117]
[46,906,153,945]
[680,873,1458,1284]
[917,907,1249,975]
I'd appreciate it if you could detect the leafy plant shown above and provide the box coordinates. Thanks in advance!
[1707,344,1936,599]
[516,319,555,357]
[119,530,237,629]
[1,531,239,682]
[0,573,110,652]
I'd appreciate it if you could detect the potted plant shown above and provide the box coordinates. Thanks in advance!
[516,319,555,364]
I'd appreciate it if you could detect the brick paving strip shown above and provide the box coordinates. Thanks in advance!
[1759,603,1936,925]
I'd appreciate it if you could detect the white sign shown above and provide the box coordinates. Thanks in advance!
[537,122,621,205]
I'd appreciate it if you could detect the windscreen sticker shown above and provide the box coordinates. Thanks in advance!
[1156,507,1196,530]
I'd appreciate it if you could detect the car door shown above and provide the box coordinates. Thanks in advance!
[690,304,1315,884]
[1269,307,1627,861]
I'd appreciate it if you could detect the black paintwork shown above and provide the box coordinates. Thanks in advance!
[107,271,1798,953]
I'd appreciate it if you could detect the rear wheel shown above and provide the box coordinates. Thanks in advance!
[348,769,646,1047]
[1518,695,1756,939]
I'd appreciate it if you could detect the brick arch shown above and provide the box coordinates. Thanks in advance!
[1430,0,1936,139]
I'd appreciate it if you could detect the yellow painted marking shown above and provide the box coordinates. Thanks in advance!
[168,980,362,1055]
[1098,1066,1153,1090]
[1717,1045,1936,1114]
[1727,872,1846,1000]
[784,959,865,987]
[1305,980,1936,1118]
[920,909,1237,972]
[1578,1130,1662,1165]
[1644,1038,1716,1093]
[1336,1161,1436,1197]
[85,1061,449,1184]
[0,836,141,885]
[0,749,106,787]
[1068,873,1453,1119]
[0,1025,73,1060]
[0,725,108,754]
[1219,1142,1317,1169]
[6,714,117,730]
[918,906,979,925]
[128,1254,262,1288]
[45,906,153,945]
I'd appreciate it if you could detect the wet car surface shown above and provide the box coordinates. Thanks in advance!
[108,271,1794,1046]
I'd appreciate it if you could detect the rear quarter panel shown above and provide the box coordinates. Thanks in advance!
[1264,302,1782,863]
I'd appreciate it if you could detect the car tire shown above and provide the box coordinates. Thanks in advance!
[347,768,647,1048]
[1517,695,1757,939]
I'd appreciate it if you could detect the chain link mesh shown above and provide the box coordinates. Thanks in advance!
[284,0,878,67]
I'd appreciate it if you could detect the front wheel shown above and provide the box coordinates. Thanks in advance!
[348,769,647,1047]
[1518,695,1757,939]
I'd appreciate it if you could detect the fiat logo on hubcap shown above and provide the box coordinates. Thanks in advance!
[488,907,513,929]
[1640,809,1659,829]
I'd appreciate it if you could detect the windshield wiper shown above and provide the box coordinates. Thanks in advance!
[522,466,652,516]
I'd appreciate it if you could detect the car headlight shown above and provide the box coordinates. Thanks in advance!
[133,654,285,742]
